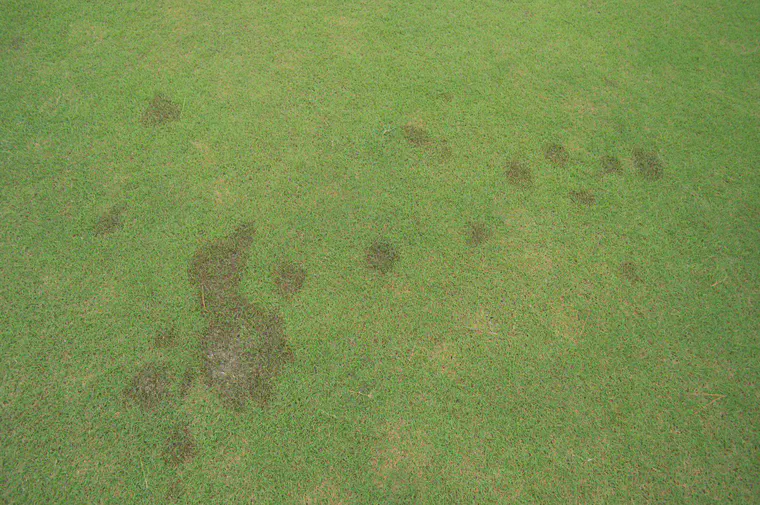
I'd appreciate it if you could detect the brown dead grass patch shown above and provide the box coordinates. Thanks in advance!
[543,143,569,167]
[506,159,533,188]
[273,260,307,297]
[465,222,491,246]
[93,203,126,236]
[619,261,642,282]
[402,122,432,147]
[366,240,399,274]
[141,93,181,126]
[600,155,622,174]
[163,423,197,467]
[633,148,664,180]
[569,189,596,206]
[124,363,172,410]
[188,223,293,409]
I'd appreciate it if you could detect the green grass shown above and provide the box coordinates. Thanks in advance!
[1,0,759,503]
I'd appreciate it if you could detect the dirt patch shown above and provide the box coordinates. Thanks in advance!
[141,93,181,127]
[273,261,306,297]
[402,122,432,147]
[543,143,569,167]
[632,148,664,180]
[600,155,622,174]
[154,326,177,348]
[506,159,533,188]
[569,190,596,206]
[163,423,197,467]
[188,223,293,409]
[465,222,491,246]
[366,240,399,274]
[93,203,126,236]
[619,261,642,282]
[124,363,172,410]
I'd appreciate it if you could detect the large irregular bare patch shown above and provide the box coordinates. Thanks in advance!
[188,223,293,409]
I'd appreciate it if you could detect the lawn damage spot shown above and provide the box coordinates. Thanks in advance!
[141,93,181,127]
[273,260,306,297]
[633,148,664,180]
[465,222,491,246]
[366,240,399,274]
[600,155,622,174]
[569,189,596,206]
[543,142,569,167]
[619,261,642,282]
[154,326,177,348]
[125,363,173,410]
[506,159,533,188]
[163,423,197,467]
[189,223,293,409]
[402,122,432,147]
[93,203,126,236]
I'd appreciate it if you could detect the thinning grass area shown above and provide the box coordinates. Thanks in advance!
[1,0,759,503]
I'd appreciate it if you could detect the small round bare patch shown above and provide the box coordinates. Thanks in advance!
[125,363,172,410]
[632,148,664,180]
[141,93,181,126]
[273,261,306,297]
[163,423,197,467]
[506,159,533,188]
[366,240,399,274]
[465,222,491,246]
[543,143,569,167]
[600,155,622,174]
[93,203,126,236]
[569,190,596,206]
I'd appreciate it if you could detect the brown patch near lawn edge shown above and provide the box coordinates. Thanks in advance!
[188,223,294,409]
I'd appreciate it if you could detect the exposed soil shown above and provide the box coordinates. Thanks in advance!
[366,240,399,274]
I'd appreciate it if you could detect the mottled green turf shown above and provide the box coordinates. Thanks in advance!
[1,0,759,503]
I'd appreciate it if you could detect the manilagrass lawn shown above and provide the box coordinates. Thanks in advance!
[1,0,758,503]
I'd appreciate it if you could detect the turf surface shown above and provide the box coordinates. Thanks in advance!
[1,0,759,503]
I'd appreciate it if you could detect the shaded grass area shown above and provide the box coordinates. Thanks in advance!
[1,0,759,503]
